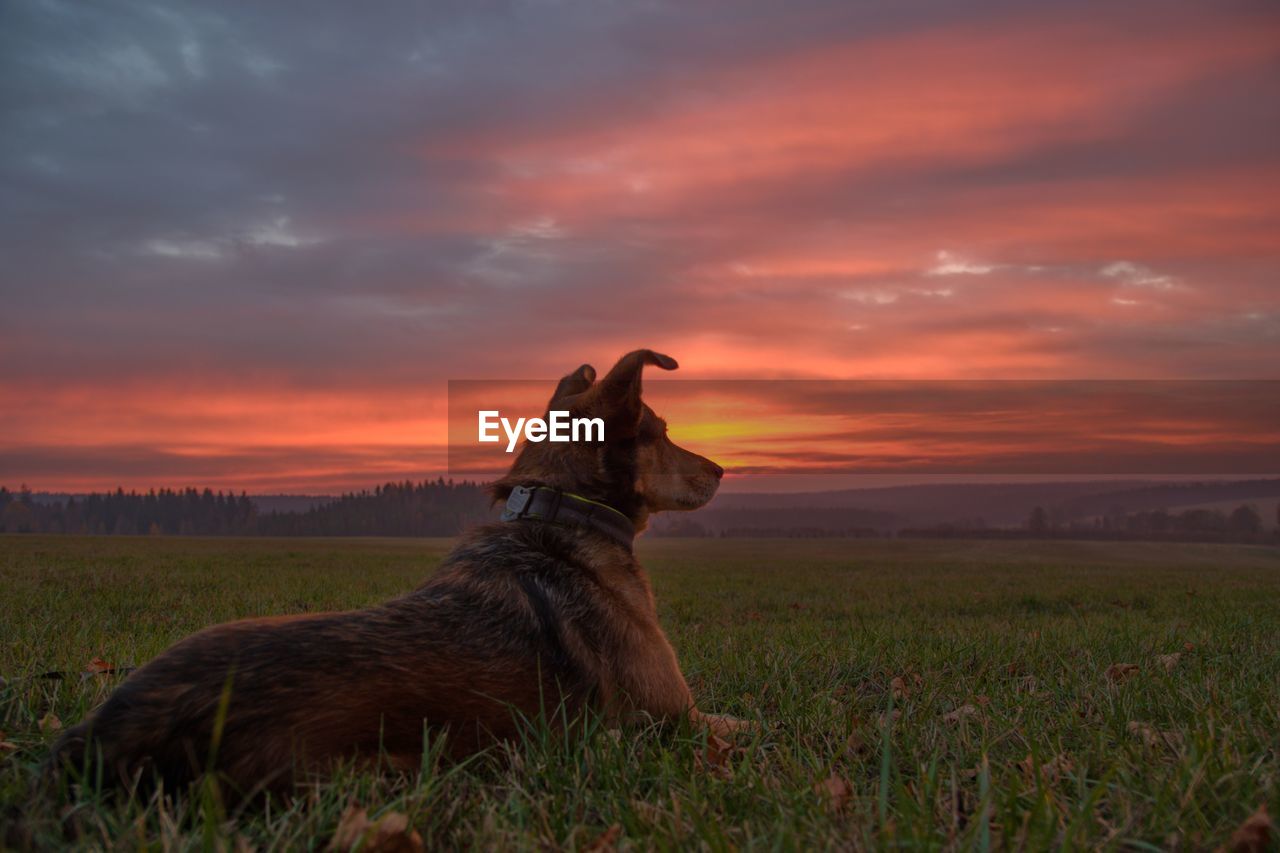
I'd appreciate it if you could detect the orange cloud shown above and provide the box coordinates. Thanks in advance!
[443,9,1278,224]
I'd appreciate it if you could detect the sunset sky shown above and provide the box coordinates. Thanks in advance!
[2,1,1278,493]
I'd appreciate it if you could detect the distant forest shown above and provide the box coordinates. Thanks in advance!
[650,502,1277,544]
[1,482,1276,544]
[898,503,1278,545]
[0,481,492,537]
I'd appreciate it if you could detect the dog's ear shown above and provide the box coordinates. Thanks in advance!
[549,363,596,408]
[596,349,678,433]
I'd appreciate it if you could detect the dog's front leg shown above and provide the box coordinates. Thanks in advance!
[614,623,755,737]
[689,709,757,738]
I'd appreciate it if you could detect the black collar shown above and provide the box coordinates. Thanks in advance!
[500,485,635,550]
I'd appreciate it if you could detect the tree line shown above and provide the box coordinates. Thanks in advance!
[257,480,491,536]
[653,501,1278,543]
[2,482,1276,543]
[0,481,492,537]
[904,503,1276,544]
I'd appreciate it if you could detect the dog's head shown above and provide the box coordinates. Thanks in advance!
[492,349,723,525]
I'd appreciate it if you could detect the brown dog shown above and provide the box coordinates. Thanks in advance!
[48,349,750,796]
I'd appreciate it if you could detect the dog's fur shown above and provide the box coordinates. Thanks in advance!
[46,349,747,796]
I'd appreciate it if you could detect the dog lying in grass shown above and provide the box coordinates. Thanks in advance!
[48,349,752,797]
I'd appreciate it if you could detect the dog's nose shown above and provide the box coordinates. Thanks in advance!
[709,461,724,479]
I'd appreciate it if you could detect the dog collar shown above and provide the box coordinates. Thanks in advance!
[501,485,635,549]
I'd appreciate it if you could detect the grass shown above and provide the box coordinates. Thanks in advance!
[2,534,1278,850]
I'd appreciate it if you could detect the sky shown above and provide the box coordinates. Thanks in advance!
[2,0,1278,493]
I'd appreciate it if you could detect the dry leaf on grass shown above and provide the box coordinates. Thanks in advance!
[328,804,423,853]
[1157,653,1182,673]
[703,733,733,764]
[890,676,909,700]
[38,713,62,734]
[845,729,868,757]
[696,733,738,778]
[1104,663,1140,684]
[0,738,17,754]
[585,823,622,853]
[1127,721,1183,751]
[814,772,853,812]
[1221,804,1272,853]
[1017,753,1074,785]
[942,704,980,724]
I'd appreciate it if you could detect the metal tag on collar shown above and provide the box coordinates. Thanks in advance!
[501,485,536,520]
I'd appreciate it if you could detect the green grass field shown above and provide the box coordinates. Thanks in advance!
[2,534,1278,850]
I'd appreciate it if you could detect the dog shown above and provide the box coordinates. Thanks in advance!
[47,349,751,796]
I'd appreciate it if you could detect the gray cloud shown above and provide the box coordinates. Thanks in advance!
[1,0,1277,392]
